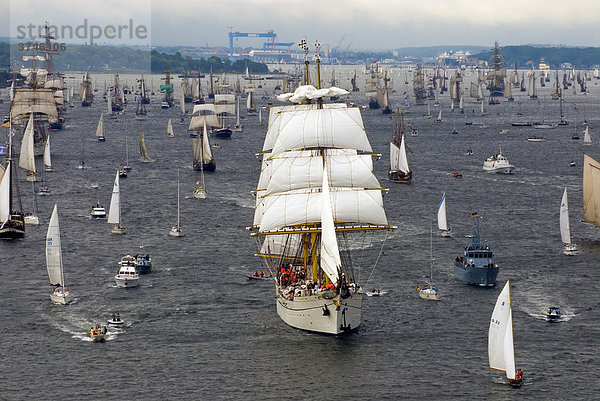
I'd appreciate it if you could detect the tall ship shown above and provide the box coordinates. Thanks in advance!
[365,62,382,109]
[0,118,25,239]
[486,41,506,100]
[160,68,175,108]
[137,74,150,104]
[39,24,66,129]
[413,65,427,105]
[80,72,94,107]
[539,58,551,82]
[449,70,463,108]
[110,74,125,112]
[181,74,194,103]
[453,213,499,286]
[11,55,56,156]
[188,104,218,171]
[583,154,600,227]
[250,46,395,334]
[388,108,412,183]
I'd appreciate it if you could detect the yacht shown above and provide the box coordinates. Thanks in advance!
[483,151,514,174]
[134,253,152,274]
[114,255,140,288]
[90,203,107,218]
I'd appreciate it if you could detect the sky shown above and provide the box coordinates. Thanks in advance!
[5,0,600,50]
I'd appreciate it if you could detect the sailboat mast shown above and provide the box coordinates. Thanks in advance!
[429,221,434,284]
[177,169,180,227]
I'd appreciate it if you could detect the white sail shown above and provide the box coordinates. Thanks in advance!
[139,129,151,162]
[246,91,253,110]
[263,103,352,152]
[19,114,36,173]
[259,233,302,258]
[45,204,64,286]
[560,187,571,244]
[262,151,378,195]
[214,94,236,115]
[270,107,373,157]
[320,165,341,284]
[107,170,121,225]
[107,94,112,114]
[437,192,449,231]
[0,163,11,222]
[488,280,516,380]
[96,113,104,138]
[189,104,219,130]
[10,88,58,122]
[583,154,600,226]
[583,126,591,144]
[43,135,52,169]
[256,189,388,232]
[390,135,410,174]
[504,82,512,98]
[167,118,174,137]
[179,87,185,114]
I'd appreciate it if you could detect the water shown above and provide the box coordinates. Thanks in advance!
[1,71,599,399]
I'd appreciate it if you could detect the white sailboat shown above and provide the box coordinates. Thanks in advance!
[170,170,183,237]
[583,126,591,145]
[193,122,208,199]
[233,96,243,132]
[560,187,579,255]
[43,135,52,171]
[437,192,452,237]
[107,170,125,234]
[139,128,151,162]
[417,222,440,300]
[45,203,74,305]
[388,108,412,183]
[167,118,174,137]
[19,114,39,182]
[250,77,394,334]
[95,113,106,141]
[489,280,523,388]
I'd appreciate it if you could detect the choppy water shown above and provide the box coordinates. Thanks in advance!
[1,69,599,399]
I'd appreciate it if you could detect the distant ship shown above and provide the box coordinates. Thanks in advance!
[486,41,506,99]
[80,72,94,106]
[365,62,390,112]
[453,213,499,287]
[413,65,427,105]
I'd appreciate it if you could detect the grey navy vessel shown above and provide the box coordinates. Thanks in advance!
[453,214,499,286]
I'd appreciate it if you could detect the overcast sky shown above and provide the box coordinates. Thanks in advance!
[5,0,600,50]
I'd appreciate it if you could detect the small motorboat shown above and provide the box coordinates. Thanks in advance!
[107,313,124,327]
[89,324,108,342]
[465,149,473,156]
[246,272,271,281]
[546,306,562,322]
[453,171,463,179]
[570,161,576,167]
[527,136,546,142]
[90,203,106,218]
[417,284,439,301]
[366,289,387,297]
[134,253,152,274]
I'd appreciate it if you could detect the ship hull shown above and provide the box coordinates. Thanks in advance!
[193,160,216,172]
[275,291,362,335]
[453,262,498,287]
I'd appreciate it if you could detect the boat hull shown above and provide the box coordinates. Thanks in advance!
[50,291,74,305]
[388,170,412,183]
[114,277,139,288]
[0,216,26,239]
[453,262,498,287]
[193,160,216,172]
[212,128,232,139]
[275,291,362,335]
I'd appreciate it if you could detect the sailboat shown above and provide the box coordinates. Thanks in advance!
[250,54,394,334]
[80,72,94,106]
[43,135,52,171]
[107,169,125,234]
[45,203,74,304]
[20,114,39,182]
[583,126,591,145]
[189,105,217,172]
[437,192,452,237]
[193,123,208,199]
[560,187,579,255]
[170,170,183,237]
[388,108,412,183]
[0,118,25,239]
[233,96,243,132]
[135,97,147,120]
[258,107,264,126]
[167,118,174,137]
[489,280,523,388]
[95,113,106,141]
[139,128,151,162]
[417,222,440,301]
